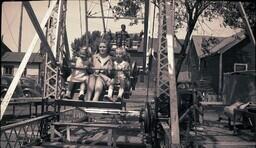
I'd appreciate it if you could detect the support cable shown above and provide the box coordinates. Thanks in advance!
[2,8,18,49]
[79,0,83,36]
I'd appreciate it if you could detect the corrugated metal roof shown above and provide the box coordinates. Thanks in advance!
[1,52,43,63]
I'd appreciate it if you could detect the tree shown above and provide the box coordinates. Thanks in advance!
[114,0,255,80]
[113,0,144,17]
[71,30,114,56]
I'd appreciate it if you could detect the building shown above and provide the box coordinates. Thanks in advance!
[1,40,12,57]
[1,52,43,81]
[188,32,255,99]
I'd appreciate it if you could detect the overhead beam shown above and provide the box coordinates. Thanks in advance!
[87,16,144,20]
[0,1,57,120]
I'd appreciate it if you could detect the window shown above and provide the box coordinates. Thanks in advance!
[234,63,248,72]
[4,65,14,75]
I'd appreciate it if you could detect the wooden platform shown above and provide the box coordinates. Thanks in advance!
[33,142,147,148]
[190,111,256,148]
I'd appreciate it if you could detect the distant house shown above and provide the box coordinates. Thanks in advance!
[189,32,255,96]
[1,41,12,57]
[128,37,186,87]
[1,52,43,81]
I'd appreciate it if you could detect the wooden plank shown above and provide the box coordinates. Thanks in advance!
[165,0,180,145]
[53,122,141,130]
[196,141,256,146]
[56,99,122,109]
[0,1,57,120]
[84,0,89,46]
[52,0,63,58]
[23,1,57,65]
[99,0,106,33]
[1,114,52,130]
[237,2,255,47]
[42,142,146,148]
[160,121,170,147]
[66,126,71,142]
[87,16,144,20]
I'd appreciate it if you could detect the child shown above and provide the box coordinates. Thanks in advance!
[104,47,130,102]
[64,46,92,101]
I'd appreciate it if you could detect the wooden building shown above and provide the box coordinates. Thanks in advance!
[189,32,255,99]
[1,52,43,81]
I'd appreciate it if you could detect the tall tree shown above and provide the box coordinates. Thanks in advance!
[114,0,255,79]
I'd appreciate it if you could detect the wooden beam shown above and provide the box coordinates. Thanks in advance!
[218,53,223,99]
[56,99,123,109]
[143,0,149,73]
[165,0,180,145]
[52,0,63,58]
[87,16,144,20]
[53,122,141,130]
[100,0,106,33]
[237,2,255,47]
[85,0,89,46]
[18,3,23,52]
[0,1,57,120]
[23,1,57,65]
[64,29,70,60]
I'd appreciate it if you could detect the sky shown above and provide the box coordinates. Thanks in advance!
[1,0,242,54]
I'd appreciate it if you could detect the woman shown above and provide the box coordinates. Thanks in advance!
[86,41,113,101]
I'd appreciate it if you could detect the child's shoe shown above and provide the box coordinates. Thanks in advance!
[79,94,85,101]
[103,95,113,102]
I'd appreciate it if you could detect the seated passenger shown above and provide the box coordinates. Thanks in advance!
[86,41,113,101]
[65,46,92,100]
[104,47,130,102]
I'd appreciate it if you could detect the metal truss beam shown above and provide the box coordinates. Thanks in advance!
[43,0,68,103]
[157,0,180,146]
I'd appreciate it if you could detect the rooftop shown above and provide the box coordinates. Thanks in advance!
[1,52,43,63]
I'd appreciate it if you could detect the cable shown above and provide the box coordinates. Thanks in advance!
[105,0,111,32]
[79,0,83,36]
[89,8,111,16]
[88,1,109,16]
[2,7,19,49]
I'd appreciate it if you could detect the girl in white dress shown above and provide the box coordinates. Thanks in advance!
[65,46,92,100]
[105,47,130,102]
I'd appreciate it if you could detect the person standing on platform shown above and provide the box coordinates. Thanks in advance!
[116,24,130,48]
